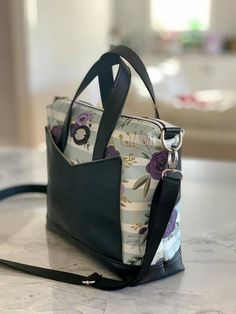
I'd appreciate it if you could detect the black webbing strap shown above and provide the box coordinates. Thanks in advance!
[0,176,180,290]
[0,184,47,200]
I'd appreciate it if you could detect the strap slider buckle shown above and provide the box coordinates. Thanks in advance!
[82,272,102,286]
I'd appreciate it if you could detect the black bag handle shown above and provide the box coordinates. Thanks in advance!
[0,175,181,290]
[98,45,159,119]
[58,54,131,153]
[59,47,159,160]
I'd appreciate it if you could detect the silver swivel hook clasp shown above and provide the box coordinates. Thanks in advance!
[160,129,184,179]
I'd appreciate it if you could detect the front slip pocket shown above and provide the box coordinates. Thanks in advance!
[45,127,123,262]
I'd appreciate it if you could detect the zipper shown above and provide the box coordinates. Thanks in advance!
[77,100,183,135]
[78,100,164,130]
[55,97,181,135]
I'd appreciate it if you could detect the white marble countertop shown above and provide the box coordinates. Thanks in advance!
[0,148,236,314]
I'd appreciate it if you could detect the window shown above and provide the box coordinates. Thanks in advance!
[151,0,212,32]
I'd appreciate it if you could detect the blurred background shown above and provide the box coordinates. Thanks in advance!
[0,0,236,160]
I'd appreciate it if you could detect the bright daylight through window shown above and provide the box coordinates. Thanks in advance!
[151,0,212,31]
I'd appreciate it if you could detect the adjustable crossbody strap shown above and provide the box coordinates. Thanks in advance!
[0,185,47,199]
[0,175,180,290]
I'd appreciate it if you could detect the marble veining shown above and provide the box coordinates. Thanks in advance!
[0,148,236,314]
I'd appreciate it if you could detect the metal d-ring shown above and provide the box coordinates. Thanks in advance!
[161,129,183,152]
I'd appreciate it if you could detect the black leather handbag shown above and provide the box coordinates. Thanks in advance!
[0,46,184,290]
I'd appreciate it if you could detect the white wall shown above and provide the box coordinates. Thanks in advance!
[113,0,150,37]
[25,0,111,146]
[27,0,111,93]
[209,0,236,37]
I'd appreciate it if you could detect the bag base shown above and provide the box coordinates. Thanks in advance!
[46,215,185,284]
